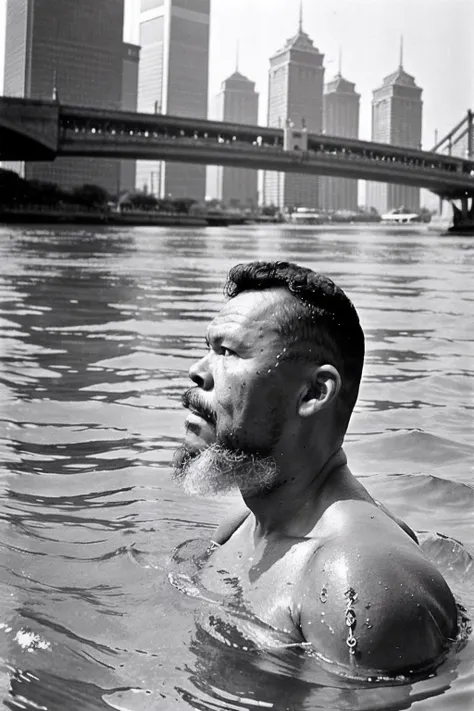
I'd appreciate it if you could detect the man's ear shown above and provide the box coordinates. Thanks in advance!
[297,365,342,418]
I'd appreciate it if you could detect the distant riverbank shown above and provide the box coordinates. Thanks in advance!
[0,205,257,228]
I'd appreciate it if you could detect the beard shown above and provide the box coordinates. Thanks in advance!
[172,442,280,498]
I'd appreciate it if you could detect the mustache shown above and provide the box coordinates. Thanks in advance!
[182,388,217,426]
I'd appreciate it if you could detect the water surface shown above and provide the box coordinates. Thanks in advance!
[0,223,472,710]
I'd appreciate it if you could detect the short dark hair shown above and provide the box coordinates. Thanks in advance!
[224,261,365,431]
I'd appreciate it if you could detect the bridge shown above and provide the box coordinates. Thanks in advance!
[1,96,474,225]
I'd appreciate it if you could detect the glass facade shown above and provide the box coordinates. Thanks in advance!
[4,0,29,98]
[136,0,210,199]
[3,0,125,193]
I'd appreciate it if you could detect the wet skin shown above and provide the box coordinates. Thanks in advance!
[183,288,458,677]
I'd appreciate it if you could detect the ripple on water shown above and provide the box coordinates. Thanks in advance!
[0,226,473,710]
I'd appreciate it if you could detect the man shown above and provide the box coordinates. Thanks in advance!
[173,260,458,678]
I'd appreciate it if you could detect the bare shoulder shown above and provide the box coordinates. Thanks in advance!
[297,500,458,677]
[212,500,251,545]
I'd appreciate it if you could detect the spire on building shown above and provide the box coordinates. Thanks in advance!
[399,35,404,69]
[235,40,239,72]
[298,0,303,33]
[338,47,342,77]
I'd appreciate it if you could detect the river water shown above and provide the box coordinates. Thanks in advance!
[0,223,472,711]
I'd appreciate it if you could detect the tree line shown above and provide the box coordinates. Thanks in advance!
[0,169,198,214]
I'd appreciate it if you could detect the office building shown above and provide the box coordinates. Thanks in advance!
[207,69,259,207]
[320,69,360,211]
[366,48,423,214]
[136,0,210,199]
[263,12,324,209]
[120,42,140,194]
[3,0,125,194]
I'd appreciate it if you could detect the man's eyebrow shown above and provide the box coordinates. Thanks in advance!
[206,326,247,350]
[205,329,222,346]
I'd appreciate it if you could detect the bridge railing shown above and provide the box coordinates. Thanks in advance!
[59,122,474,181]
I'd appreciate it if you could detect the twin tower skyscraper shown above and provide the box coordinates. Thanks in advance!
[4,0,423,213]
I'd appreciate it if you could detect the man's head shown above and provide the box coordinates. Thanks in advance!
[173,261,365,497]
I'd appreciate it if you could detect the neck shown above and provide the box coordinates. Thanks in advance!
[242,445,347,539]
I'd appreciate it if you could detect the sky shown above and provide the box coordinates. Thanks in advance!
[0,0,473,154]
[127,0,474,149]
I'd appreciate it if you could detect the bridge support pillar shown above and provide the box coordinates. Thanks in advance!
[449,194,474,233]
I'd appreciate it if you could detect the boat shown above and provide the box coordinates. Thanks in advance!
[381,209,422,225]
[289,208,326,225]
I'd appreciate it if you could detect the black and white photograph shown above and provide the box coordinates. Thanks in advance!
[0,1,472,709]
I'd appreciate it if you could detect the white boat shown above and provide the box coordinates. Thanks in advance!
[289,208,325,225]
[381,210,422,225]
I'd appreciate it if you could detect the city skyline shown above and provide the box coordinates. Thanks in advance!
[123,0,472,151]
[0,0,472,208]
[1,0,472,149]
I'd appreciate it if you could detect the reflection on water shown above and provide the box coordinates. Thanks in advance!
[0,224,472,710]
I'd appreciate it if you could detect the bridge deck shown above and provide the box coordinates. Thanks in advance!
[1,97,473,198]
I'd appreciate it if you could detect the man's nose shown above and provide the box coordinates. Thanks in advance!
[189,354,214,390]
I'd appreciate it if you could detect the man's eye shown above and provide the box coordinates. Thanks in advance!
[221,346,235,357]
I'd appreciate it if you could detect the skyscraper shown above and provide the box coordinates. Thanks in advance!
[3,0,125,193]
[319,67,360,211]
[207,68,259,207]
[366,44,423,214]
[264,9,324,209]
[136,0,210,199]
